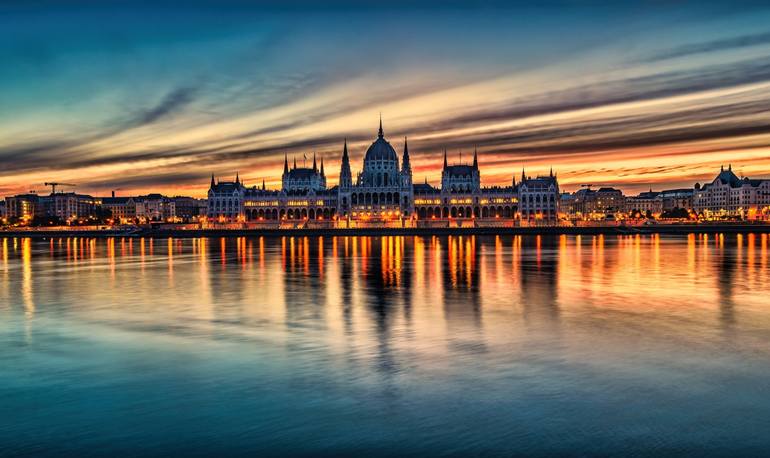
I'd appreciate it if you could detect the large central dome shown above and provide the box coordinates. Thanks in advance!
[364,120,398,163]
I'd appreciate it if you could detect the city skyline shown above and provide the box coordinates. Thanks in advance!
[3,1,770,198]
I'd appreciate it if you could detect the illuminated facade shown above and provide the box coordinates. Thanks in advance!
[4,192,97,222]
[517,169,560,221]
[206,120,551,225]
[694,165,770,219]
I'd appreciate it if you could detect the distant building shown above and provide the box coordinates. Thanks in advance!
[172,196,207,221]
[206,120,531,224]
[694,165,770,219]
[565,187,625,218]
[413,149,517,219]
[0,200,6,220]
[4,192,97,222]
[101,196,137,222]
[5,194,43,221]
[282,154,326,193]
[135,194,176,221]
[44,192,98,220]
[659,188,693,212]
[626,190,662,216]
[518,169,559,221]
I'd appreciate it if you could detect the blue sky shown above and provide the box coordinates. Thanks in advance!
[2,1,770,196]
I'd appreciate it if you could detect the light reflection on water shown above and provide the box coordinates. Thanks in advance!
[1,234,769,456]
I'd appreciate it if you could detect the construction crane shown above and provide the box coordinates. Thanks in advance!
[44,182,76,195]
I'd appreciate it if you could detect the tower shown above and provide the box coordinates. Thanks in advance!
[339,139,352,189]
[401,136,413,188]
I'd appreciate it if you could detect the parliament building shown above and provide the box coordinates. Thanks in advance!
[207,120,559,226]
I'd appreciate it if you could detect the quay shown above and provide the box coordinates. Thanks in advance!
[2,223,769,239]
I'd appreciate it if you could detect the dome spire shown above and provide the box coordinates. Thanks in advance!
[378,113,384,138]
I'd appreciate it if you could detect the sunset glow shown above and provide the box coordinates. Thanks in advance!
[3,2,770,197]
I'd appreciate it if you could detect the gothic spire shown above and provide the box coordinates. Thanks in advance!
[443,149,448,169]
[313,152,317,172]
[472,147,478,169]
[283,154,289,175]
[378,114,384,138]
[549,166,553,178]
[339,138,352,188]
[235,172,240,185]
[210,173,215,188]
[293,156,297,169]
[320,156,325,176]
[521,168,526,182]
[262,179,266,190]
[401,136,411,173]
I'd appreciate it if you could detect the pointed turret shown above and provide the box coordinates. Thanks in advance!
[320,156,325,176]
[378,114,384,138]
[401,137,411,173]
[210,173,215,188]
[313,153,317,172]
[262,179,266,191]
[443,149,448,169]
[339,138,352,189]
[235,172,240,185]
[472,147,478,169]
[283,154,289,175]
[293,156,297,170]
[521,168,526,182]
[549,167,553,178]
[401,136,412,188]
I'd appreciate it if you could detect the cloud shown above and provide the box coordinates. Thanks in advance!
[642,31,770,63]
[130,86,198,127]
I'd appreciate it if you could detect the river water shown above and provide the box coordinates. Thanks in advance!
[1,234,769,456]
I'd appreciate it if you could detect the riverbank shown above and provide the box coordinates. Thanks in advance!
[2,223,769,238]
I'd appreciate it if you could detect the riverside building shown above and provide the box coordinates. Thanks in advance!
[694,165,770,220]
[206,120,552,226]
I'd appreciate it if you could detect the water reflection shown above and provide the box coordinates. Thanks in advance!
[2,234,770,454]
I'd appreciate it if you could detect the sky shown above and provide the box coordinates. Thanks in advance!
[2,1,770,197]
